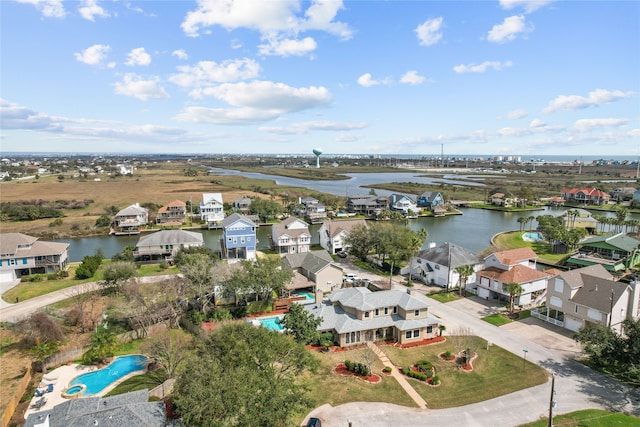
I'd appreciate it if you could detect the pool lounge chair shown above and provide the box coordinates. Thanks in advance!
[46,383,54,393]
[30,397,47,410]
[34,389,45,397]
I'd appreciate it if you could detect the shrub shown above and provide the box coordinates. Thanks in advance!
[383,366,392,373]
[445,350,452,358]
[402,366,410,375]
[49,218,63,227]
[431,375,440,385]
[29,274,45,282]
[75,254,103,279]
[345,360,353,372]
[408,371,428,381]
[416,360,433,372]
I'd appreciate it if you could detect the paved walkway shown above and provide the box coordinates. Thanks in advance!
[366,341,427,409]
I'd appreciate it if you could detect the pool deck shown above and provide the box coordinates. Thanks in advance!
[24,358,147,420]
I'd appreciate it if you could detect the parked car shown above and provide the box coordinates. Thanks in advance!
[307,417,322,427]
[337,251,347,258]
[343,273,359,282]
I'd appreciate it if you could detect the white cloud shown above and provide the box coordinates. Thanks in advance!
[400,70,426,85]
[0,99,59,130]
[16,0,65,18]
[74,44,111,66]
[78,0,110,21]
[172,49,189,60]
[181,0,352,56]
[125,48,152,66]
[260,120,367,134]
[453,60,513,73]
[487,15,531,43]
[415,17,444,46]
[357,73,391,87]
[573,118,629,132]
[113,74,169,100]
[529,118,545,128]
[174,106,281,125]
[500,0,554,13]
[258,37,318,57]
[501,109,527,119]
[169,58,261,89]
[543,89,636,113]
[336,133,359,143]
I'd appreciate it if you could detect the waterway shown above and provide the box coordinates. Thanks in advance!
[56,169,638,262]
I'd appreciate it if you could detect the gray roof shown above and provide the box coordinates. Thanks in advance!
[136,229,203,247]
[221,213,256,228]
[559,264,612,289]
[116,204,148,217]
[570,273,630,313]
[416,242,482,268]
[321,219,367,238]
[283,250,334,274]
[329,287,430,312]
[0,233,68,258]
[25,389,167,427]
[272,216,310,239]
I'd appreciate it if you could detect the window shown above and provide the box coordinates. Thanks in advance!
[375,309,379,316]
[384,307,388,315]
[413,330,420,338]
[405,331,412,339]
[414,309,420,316]
[427,326,433,333]
[554,278,564,293]
[434,265,440,270]
[346,333,350,344]
[393,307,397,314]
[240,237,245,244]
[550,296,563,308]
[22,258,27,264]
[364,311,370,318]
[574,305,579,313]
[232,238,237,244]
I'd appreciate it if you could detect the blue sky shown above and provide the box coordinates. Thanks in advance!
[1,0,638,157]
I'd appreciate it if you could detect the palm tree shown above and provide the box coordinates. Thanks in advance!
[527,216,535,231]
[517,217,527,232]
[615,206,628,232]
[455,264,475,296]
[407,228,428,285]
[504,282,524,314]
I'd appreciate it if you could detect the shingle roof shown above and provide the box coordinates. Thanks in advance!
[490,247,538,265]
[558,264,612,289]
[116,203,147,217]
[570,274,630,313]
[416,243,481,268]
[221,213,256,228]
[136,229,203,247]
[0,233,37,254]
[477,264,550,284]
[322,219,367,238]
[328,287,430,311]
[0,233,68,258]
[272,216,310,239]
[283,250,334,274]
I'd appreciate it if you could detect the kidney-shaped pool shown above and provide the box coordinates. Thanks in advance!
[68,354,148,396]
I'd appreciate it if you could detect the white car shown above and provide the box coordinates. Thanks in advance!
[343,273,359,282]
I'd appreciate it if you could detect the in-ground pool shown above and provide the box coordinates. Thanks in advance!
[522,231,544,242]
[258,316,285,331]
[69,354,147,396]
[293,292,315,301]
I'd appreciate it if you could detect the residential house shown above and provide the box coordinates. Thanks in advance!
[282,250,343,294]
[133,229,204,262]
[0,233,69,283]
[490,193,516,208]
[271,216,312,255]
[155,200,187,225]
[117,164,134,175]
[542,264,639,333]
[417,191,445,213]
[200,192,225,228]
[298,197,328,223]
[475,247,551,306]
[610,187,636,202]
[113,203,149,233]
[221,213,257,262]
[402,242,483,288]
[318,219,367,254]
[561,187,611,205]
[346,195,390,217]
[389,193,420,216]
[562,208,598,232]
[24,389,167,427]
[231,197,252,213]
[565,232,640,273]
[305,287,441,347]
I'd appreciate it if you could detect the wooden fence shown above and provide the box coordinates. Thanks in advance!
[1,365,32,427]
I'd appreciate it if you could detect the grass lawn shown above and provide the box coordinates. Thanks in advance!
[427,291,463,303]
[104,370,167,397]
[383,337,548,409]
[1,263,178,303]
[492,231,568,265]
[482,313,512,326]
[517,409,640,427]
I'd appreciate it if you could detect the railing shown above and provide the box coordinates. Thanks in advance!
[530,308,564,327]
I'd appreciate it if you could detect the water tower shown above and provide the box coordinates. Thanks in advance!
[312,148,323,168]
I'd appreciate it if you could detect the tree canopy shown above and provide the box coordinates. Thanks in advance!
[173,322,318,427]
[278,303,323,344]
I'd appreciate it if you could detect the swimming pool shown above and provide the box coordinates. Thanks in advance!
[69,354,148,396]
[522,231,544,242]
[258,316,285,331]
[293,292,315,301]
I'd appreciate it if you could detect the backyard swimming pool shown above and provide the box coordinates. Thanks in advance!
[258,315,285,331]
[522,231,544,242]
[292,291,315,302]
[68,354,148,396]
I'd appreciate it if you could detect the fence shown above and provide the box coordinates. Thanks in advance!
[1,365,32,427]
[530,308,564,327]
[149,378,176,400]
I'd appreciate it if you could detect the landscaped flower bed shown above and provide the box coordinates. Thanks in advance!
[334,363,381,384]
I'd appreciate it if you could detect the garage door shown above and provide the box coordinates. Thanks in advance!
[477,287,490,299]
[565,317,583,332]
[0,270,15,283]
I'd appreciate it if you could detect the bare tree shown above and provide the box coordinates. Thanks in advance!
[142,328,193,379]
[65,283,100,333]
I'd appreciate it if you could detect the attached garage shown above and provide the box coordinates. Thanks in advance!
[0,270,15,283]
[565,316,583,332]
[477,287,490,299]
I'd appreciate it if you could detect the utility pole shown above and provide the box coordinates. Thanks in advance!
[548,374,556,427]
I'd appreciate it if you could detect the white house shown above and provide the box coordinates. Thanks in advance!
[389,194,420,216]
[113,203,149,233]
[318,219,367,255]
[402,242,483,288]
[272,216,311,255]
[0,233,69,283]
[475,247,551,306]
[200,193,225,228]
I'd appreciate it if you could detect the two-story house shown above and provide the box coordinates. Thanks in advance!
[566,232,640,273]
[231,197,252,213]
[0,233,69,283]
[389,193,420,216]
[562,208,598,232]
[561,187,611,205]
[200,193,225,228]
[282,250,343,294]
[318,219,367,255]
[403,242,483,288]
[305,287,441,347]
[272,216,311,255]
[133,229,204,262]
[155,200,187,225]
[490,193,516,208]
[113,203,149,233]
[298,197,327,224]
[543,264,639,333]
[346,195,390,217]
[417,191,445,212]
[221,213,257,262]
[475,247,551,306]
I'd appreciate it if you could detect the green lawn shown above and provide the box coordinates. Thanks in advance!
[493,231,569,265]
[517,409,640,427]
[104,370,167,397]
[427,292,462,303]
[2,263,178,303]
[481,313,512,326]
[382,337,548,409]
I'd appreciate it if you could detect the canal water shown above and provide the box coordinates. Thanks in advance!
[56,169,636,262]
